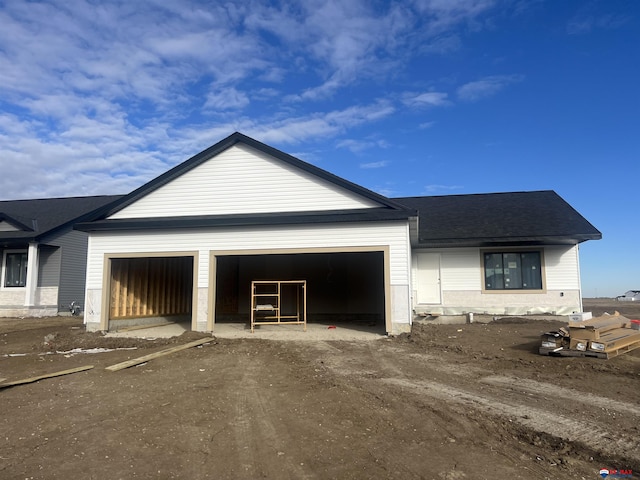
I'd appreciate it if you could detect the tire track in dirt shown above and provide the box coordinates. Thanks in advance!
[310,342,565,478]
[480,375,640,417]
[380,377,640,465]
[311,341,640,469]
[230,388,255,477]
[229,359,313,480]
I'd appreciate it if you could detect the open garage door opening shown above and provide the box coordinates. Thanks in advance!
[214,251,386,333]
[108,256,195,331]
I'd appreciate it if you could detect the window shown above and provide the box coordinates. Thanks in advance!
[483,251,542,290]
[3,251,28,288]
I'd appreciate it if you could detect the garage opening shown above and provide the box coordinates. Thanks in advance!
[108,256,194,331]
[214,251,386,333]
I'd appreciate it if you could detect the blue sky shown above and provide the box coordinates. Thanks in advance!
[0,0,637,297]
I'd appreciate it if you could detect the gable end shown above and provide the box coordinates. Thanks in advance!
[100,132,412,220]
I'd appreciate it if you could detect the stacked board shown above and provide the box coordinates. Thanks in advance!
[539,312,640,359]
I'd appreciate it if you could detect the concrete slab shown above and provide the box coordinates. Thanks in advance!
[106,323,190,339]
[106,321,386,341]
[213,322,386,341]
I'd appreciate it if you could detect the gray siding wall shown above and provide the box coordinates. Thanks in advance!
[38,245,61,287]
[45,228,90,312]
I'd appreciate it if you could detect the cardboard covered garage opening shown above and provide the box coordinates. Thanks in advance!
[213,251,387,333]
[107,255,196,331]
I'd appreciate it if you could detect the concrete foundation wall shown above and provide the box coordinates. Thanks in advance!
[414,289,581,316]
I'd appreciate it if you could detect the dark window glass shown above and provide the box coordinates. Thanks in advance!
[484,252,541,290]
[4,252,28,287]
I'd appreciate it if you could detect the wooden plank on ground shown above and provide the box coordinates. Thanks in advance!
[0,365,94,389]
[105,337,213,372]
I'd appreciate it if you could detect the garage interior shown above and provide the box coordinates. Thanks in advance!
[108,256,194,330]
[214,251,386,333]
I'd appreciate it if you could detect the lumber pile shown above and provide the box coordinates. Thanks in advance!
[539,312,640,359]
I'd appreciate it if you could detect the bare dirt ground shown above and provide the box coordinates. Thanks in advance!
[1,299,639,480]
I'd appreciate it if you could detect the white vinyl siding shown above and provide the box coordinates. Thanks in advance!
[109,144,380,219]
[86,221,411,289]
[440,249,481,290]
[412,245,583,316]
[414,245,580,292]
[544,245,580,290]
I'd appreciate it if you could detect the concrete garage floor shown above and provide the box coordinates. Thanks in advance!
[106,321,386,341]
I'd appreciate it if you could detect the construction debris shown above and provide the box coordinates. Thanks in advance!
[105,337,213,372]
[0,365,94,389]
[539,312,640,359]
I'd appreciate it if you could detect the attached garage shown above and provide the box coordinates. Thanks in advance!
[105,254,197,331]
[78,133,414,335]
[212,249,387,332]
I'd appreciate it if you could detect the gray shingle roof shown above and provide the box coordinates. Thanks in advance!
[393,190,601,247]
[0,195,124,246]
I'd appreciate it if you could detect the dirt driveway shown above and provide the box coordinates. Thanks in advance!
[1,299,639,479]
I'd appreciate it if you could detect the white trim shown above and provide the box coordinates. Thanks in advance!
[24,243,39,306]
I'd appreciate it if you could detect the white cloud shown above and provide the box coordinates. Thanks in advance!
[567,13,629,35]
[419,34,463,55]
[423,184,464,193]
[251,100,396,145]
[456,74,523,102]
[360,161,389,169]
[411,0,497,34]
[337,138,390,153]
[204,87,250,111]
[403,91,450,108]
[566,2,630,35]
[0,0,509,200]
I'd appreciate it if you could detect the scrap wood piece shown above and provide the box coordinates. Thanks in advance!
[105,337,213,372]
[0,365,94,389]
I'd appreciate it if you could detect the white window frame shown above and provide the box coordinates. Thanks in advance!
[1,249,28,289]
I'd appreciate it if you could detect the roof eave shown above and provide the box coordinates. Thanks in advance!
[0,235,37,248]
[76,208,413,232]
[413,233,602,248]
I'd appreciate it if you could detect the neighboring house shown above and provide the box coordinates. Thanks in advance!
[75,132,601,334]
[0,195,123,317]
